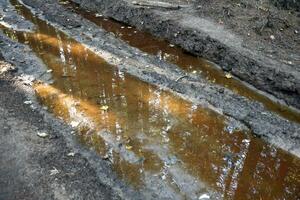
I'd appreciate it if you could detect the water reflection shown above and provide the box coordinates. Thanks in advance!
[2,1,300,199]
[60,0,300,124]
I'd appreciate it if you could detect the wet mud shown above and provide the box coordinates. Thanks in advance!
[1,1,300,199]
[60,0,300,124]
[70,0,300,110]
[11,0,300,158]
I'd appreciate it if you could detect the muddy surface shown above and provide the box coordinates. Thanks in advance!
[60,0,300,124]
[0,70,130,200]
[11,0,300,156]
[71,0,300,109]
[0,0,300,199]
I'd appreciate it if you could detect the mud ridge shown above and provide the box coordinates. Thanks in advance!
[71,0,300,109]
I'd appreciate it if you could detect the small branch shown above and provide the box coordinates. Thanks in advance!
[175,75,188,82]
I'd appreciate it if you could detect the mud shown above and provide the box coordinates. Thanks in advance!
[0,0,300,199]
[10,0,300,156]
[70,0,300,109]
[1,1,300,199]
[61,0,300,124]
[0,70,133,199]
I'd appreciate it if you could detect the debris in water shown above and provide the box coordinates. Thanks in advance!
[169,44,175,47]
[50,167,59,176]
[37,132,49,138]
[225,73,232,79]
[46,69,53,73]
[270,35,275,40]
[100,105,109,111]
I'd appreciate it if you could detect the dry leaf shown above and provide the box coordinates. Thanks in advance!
[225,73,232,79]
[100,105,109,111]
[125,145,133,150]
[50,167,59,176]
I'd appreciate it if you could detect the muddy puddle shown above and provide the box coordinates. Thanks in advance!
[57,0,300,124]
[1,0,300,199]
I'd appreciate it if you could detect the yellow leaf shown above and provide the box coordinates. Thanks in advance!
[125,145,133,150]
[100,105,109,111]
[225,73,232,79]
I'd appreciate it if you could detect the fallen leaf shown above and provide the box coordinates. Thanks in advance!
[125,145,133,150]
[50,167,59,176]
[37,132,49,138]
[100,105,109,111]
[225,73,232,79]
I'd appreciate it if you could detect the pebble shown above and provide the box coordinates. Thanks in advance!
[24,100,32,105]
[67,152,75,157]
[270,35,275,40]
[37,132,49,138]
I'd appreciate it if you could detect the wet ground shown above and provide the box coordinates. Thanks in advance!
[61,0,300,123]
[1,0,300,199]
[70,0,300,109]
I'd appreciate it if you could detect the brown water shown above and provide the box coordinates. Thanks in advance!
[58,0,300,124]
[2,0,300,199]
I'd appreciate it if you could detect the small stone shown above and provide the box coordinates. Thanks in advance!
[102,154,110,160]
[270,35,275,40]
[37,132,49,138]
[199,194,210,199]
[24,100,32,105]
[67,152,75,157]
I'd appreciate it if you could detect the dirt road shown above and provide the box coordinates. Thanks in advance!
[0,0,300,199]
